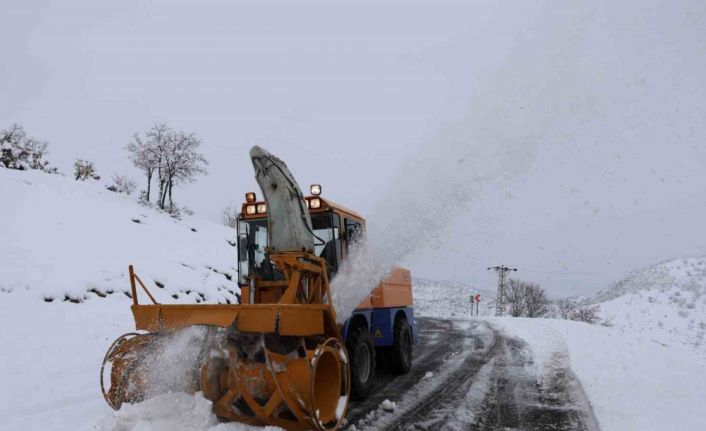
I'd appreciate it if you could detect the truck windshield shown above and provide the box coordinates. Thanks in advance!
[238,213,341,284]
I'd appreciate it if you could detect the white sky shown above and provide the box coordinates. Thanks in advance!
[2,0,705,297]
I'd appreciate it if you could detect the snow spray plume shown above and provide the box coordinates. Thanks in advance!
[331,4,600,321]
[140,327,208,397]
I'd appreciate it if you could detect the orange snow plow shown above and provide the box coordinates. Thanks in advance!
[102,253,350,430]
[101,146,366,430]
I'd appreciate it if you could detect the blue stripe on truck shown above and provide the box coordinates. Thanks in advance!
[344,306,418,348]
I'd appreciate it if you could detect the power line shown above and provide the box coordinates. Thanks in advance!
[487,265,517,317]
[515,267,604,276]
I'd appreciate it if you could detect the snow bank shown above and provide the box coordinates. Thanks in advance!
[494,317,706,431]
[0,169,239,303]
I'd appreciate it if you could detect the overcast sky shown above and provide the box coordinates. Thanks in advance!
[2,0,705,297]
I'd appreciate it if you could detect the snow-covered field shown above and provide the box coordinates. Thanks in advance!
[2,169,706,431]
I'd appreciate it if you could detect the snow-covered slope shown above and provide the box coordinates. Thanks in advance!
[0,168,240,304]
[412,278,495,318]
[0,168,250,431]
[590,257,706,356]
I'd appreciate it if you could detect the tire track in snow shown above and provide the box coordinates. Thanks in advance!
[346,318,474,423]
[347,318,598,431]
[381,321,498,430]
[468,335,599,431]
[350,320,497,430]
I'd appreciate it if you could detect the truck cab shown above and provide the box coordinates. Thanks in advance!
[236,185,418,399]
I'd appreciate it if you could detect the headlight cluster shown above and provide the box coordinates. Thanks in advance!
[245,203,267,215]
[305,198,322,209]
[243,185,324,216]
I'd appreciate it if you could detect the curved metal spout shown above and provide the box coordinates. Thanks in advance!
[249,145,314,253]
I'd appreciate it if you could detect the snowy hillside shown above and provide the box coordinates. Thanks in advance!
[0,169,250,431]
[412,278,494,318]
[591,257,706,356]
[0,168,240,304]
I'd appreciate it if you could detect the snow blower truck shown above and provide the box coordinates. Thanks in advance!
[100,146,417,430]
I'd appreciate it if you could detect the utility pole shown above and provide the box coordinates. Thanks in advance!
[487,265,517,316]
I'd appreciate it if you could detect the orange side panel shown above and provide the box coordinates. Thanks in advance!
[356,267,413,309]
[356,295,372,309]
[278,309,324,336]
[132,305,241,332]
[132,304,327,336]
[132,305,161,331]
[238,308,277,332]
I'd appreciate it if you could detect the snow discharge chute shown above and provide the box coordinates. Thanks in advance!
[100,146,350,430]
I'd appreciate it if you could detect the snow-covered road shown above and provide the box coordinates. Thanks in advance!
[347,318,597,431]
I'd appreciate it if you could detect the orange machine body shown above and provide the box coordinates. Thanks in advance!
[238,193,418,350]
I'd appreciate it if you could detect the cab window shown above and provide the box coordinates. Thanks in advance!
[344,218,363,253]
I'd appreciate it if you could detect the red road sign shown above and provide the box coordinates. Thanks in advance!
[474,294,481,302]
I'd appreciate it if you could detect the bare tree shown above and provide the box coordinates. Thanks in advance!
[524,283,549,317]
[556,298,576,319]
[158,130,208,211]
[222,206,239,228]
[505,278,549,318]
[127,123,169,202]
[1,124,57,173]
[73,159,100,181]
[127,124,207,211]
[570,305,602,325]
[505,278,527,317]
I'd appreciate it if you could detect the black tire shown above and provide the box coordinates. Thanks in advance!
[346,325,376,399]
[389,316,412,375]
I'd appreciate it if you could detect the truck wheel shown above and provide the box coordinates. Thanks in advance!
[389,317,412,374]
[346,326,375,399]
